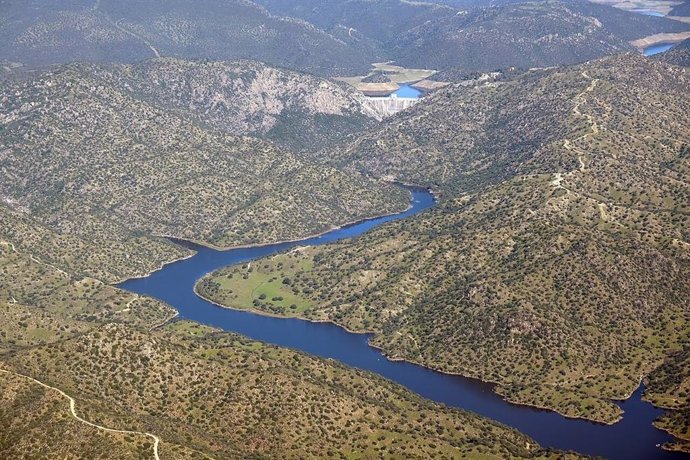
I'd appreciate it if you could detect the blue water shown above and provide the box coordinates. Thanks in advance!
[632,8,666,17]
[119,186,686,459]
[645,43,674,56]
[393,84,422,98]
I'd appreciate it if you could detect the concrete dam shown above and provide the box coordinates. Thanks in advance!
[364,96,419,118]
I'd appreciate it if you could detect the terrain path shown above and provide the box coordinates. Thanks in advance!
[552,73,600,193]
[1,241,69,278]
[562,73,600,173]
[93,0,161,58]
[0,368,161,460]
[551,73,636,229]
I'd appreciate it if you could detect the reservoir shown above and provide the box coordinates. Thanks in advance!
[644,43,674,56]
[392,84,422,98]
[119,186,685,459]
[631,9,666,17]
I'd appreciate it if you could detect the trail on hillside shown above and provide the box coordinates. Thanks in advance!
[0,368,161,460]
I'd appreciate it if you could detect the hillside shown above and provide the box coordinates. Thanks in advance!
[5,0,686,79]
[93,58,379,151]
[253,0,690,73]
[199,54,690,437]
[0,0,376,76]
[0,62,407,282]
[670,1,690,16]
[2,321,567,459]
[0,213,578,459]
[646,345,690,453]
[658,38,690,66]
[253,0,454,44]
[325,65,579,194]
[391,1,690,71]
[0,369,158,459]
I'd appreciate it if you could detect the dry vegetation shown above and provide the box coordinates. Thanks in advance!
[0,63,407,281]
[0,204,191,284]
[1,1,689,454]
[658,38,690,66]
[201,55,690,434]
[390,1,690,71]
[0,224,574,458]
[0,0,376,76]
[646,345,690,452]
[94,58,379,151]
[0,371,157,459]
[2,321,575,459]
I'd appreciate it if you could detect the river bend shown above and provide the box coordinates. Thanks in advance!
[119,186,685,459]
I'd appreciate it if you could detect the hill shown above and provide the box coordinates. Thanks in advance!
[670,1,690,16]
[253,0,454,44]
[0,0,376,76]
[658,38,690,66]
[646,345,690,453]
[0,62,407,282]
[2,321,564,459]
[198,54,690,442]
[0,228,571,459]
[91,57,380,151]
[253,0,690,73]
[3,0,688,78]
[391,1,690,71]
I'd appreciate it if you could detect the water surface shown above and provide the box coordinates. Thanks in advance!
[632,8,666,17]
[645,43,674,56]
[119,187,685,459]
[393,84,422,98]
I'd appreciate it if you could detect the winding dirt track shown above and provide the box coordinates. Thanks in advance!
[0,368,161,460]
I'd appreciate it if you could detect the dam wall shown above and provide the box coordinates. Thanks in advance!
[364,96,419,118]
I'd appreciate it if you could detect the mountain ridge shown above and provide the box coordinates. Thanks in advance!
[199,54,690,444]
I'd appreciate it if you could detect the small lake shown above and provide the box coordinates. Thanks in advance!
[632,8,666,17]
[393,84,422,98]
[644,43,675,56]
[119,186,686,459]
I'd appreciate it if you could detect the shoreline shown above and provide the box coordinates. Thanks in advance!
[163,198,412,252]
[112,183,426,286]
[115,180,680,446]
[111,251,197,285]
[193,284,380,336]
[195,280,631,427]
[653,420,690,453]
[148,311,180,332]
[113,179,689,456]
[192,284,616,441]
[631,31,690,51]
[367,336,626,426]
[112,208,408,285]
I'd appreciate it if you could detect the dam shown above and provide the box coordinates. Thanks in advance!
[364,94,419,117]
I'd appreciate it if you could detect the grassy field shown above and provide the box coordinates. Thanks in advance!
[198,250,315,316]
[370,62,437,83]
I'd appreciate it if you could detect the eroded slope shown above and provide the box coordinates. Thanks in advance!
[0,64,407,281]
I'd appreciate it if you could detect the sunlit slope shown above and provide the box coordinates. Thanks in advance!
[0,63,407,281]
[0,230,573,459]
[201,54,690,431]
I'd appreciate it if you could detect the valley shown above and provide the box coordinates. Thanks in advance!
[0,197,567,459]
[1,0,689,458]
[200,53,690,454]
[0,59,407,282]
[126,187,683,459]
